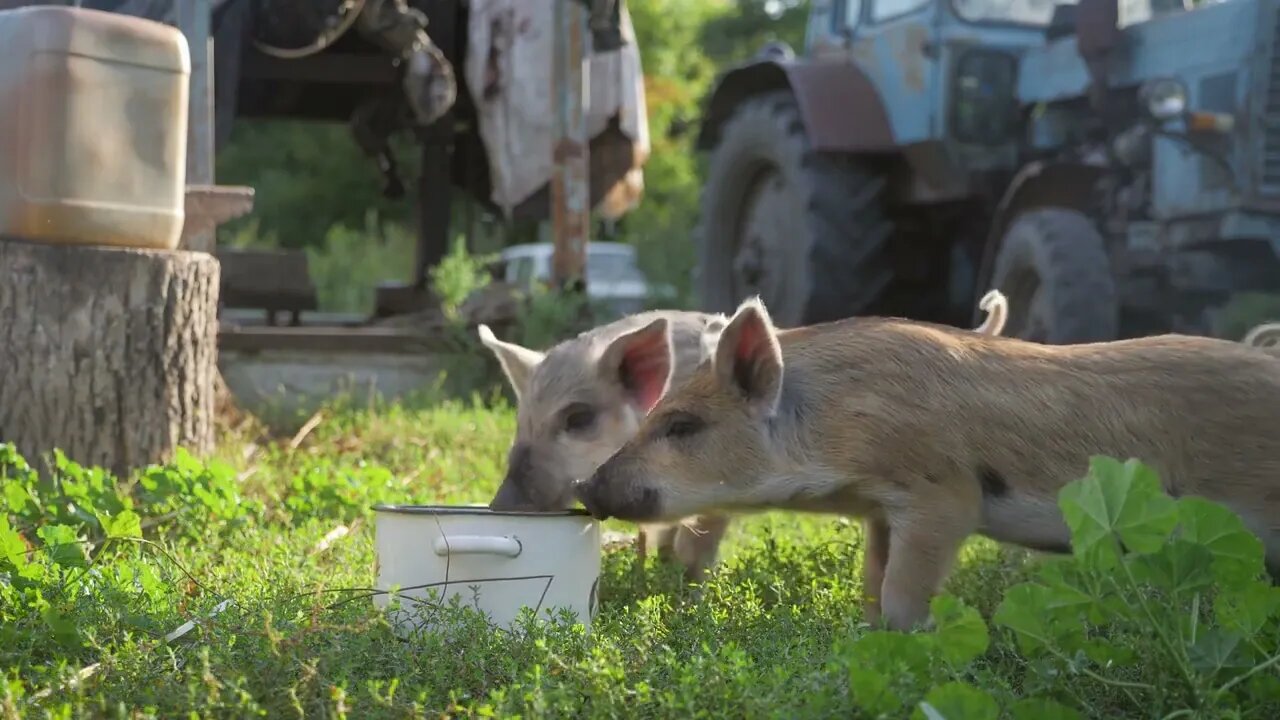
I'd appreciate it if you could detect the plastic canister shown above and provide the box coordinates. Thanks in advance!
[0,6,190,250]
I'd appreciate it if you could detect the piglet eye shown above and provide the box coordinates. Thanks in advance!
[662,413,705,440]
[564,405,597,433]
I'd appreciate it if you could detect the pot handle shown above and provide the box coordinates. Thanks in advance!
[432,535,523,558]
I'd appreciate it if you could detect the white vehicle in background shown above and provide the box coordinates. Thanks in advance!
[499,242,674,318]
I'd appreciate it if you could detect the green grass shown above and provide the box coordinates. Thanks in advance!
[4,400,1280,719]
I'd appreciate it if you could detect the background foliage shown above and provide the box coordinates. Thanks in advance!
[214,0,809,314]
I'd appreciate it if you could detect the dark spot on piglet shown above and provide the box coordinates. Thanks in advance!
[978,464,1008,498]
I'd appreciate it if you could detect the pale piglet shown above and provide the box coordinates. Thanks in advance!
[478,311,734,580]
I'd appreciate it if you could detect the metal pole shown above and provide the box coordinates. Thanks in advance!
[175,0,215,253]
[550,0,591,290]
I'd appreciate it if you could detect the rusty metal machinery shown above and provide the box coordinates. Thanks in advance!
[355,0,455,126]
[250,0,455,126]
[250,0,367,59]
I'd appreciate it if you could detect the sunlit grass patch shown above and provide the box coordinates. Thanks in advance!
[5,406,1280,718]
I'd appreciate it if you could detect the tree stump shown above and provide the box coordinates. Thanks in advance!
[0,239,219,477]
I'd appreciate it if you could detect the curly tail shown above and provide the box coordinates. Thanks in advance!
[1243,322,1280,358]
[973,289,1009,337]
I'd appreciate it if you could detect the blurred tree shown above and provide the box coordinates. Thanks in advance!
[699,0,809,66]
[215,121,415,249]
[615,0,722,302]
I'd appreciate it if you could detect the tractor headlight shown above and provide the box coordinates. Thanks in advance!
[1139,78,1187,121]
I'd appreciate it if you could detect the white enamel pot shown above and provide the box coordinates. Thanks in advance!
[372,504,602,633]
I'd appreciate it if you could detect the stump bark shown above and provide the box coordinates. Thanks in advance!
[0,239,220,477]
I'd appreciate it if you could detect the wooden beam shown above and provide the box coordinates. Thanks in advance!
[550,0,591,288]
[182,185,255,243]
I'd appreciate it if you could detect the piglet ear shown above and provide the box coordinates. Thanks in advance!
[714,297,783,414]
[597,318,673,413]
[478,324,545,401]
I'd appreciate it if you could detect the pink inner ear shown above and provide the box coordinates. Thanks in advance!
[620,335,670,413]
[734,313,767,366]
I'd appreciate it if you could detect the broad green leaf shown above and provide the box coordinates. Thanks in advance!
[16,559,46,582]
[912,683,998,720]
[1034,560,1110,622]
[1215,581,1280,639]
[1128,539,1214,598]
[3,481,33,514]
[1188,628,1249,675]
[103,510,142,539]
[1042,561,1138,627]
[848,666,903,716]
[52,449,86,481]
[136,561,163,599]
[0,517,28,570]
[1008,698,1085,720]
[930,595,989,667]
[994,583,1051,652]
[1059,457,1177,567]
[37,524,87,568]
[1177,497,1266,584]
[41,606,82,647]
[847,631,933,680]
[1240,674,1280,706]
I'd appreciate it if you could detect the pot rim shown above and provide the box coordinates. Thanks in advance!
[372,503,592,518]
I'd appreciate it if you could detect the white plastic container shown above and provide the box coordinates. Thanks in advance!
[0,6,190,250]
[372,504,602,633]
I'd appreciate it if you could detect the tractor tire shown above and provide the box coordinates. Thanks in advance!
[991,208,1118,344]
[695,91,893,327]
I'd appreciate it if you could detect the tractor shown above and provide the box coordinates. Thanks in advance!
[695,0,1280,342]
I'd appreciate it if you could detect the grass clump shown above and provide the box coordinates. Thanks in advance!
[3,404,1280,718]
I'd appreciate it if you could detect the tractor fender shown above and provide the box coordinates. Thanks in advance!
[695,59,897,154]
[970,160,1107,324]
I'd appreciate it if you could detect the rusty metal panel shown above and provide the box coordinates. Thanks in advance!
[783,60,897,152]
[551,0,590,287]
[697,59,897,154]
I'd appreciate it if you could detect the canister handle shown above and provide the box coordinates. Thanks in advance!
[432,535,522,558]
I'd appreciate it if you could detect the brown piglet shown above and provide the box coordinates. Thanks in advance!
[577,296,1280,629]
